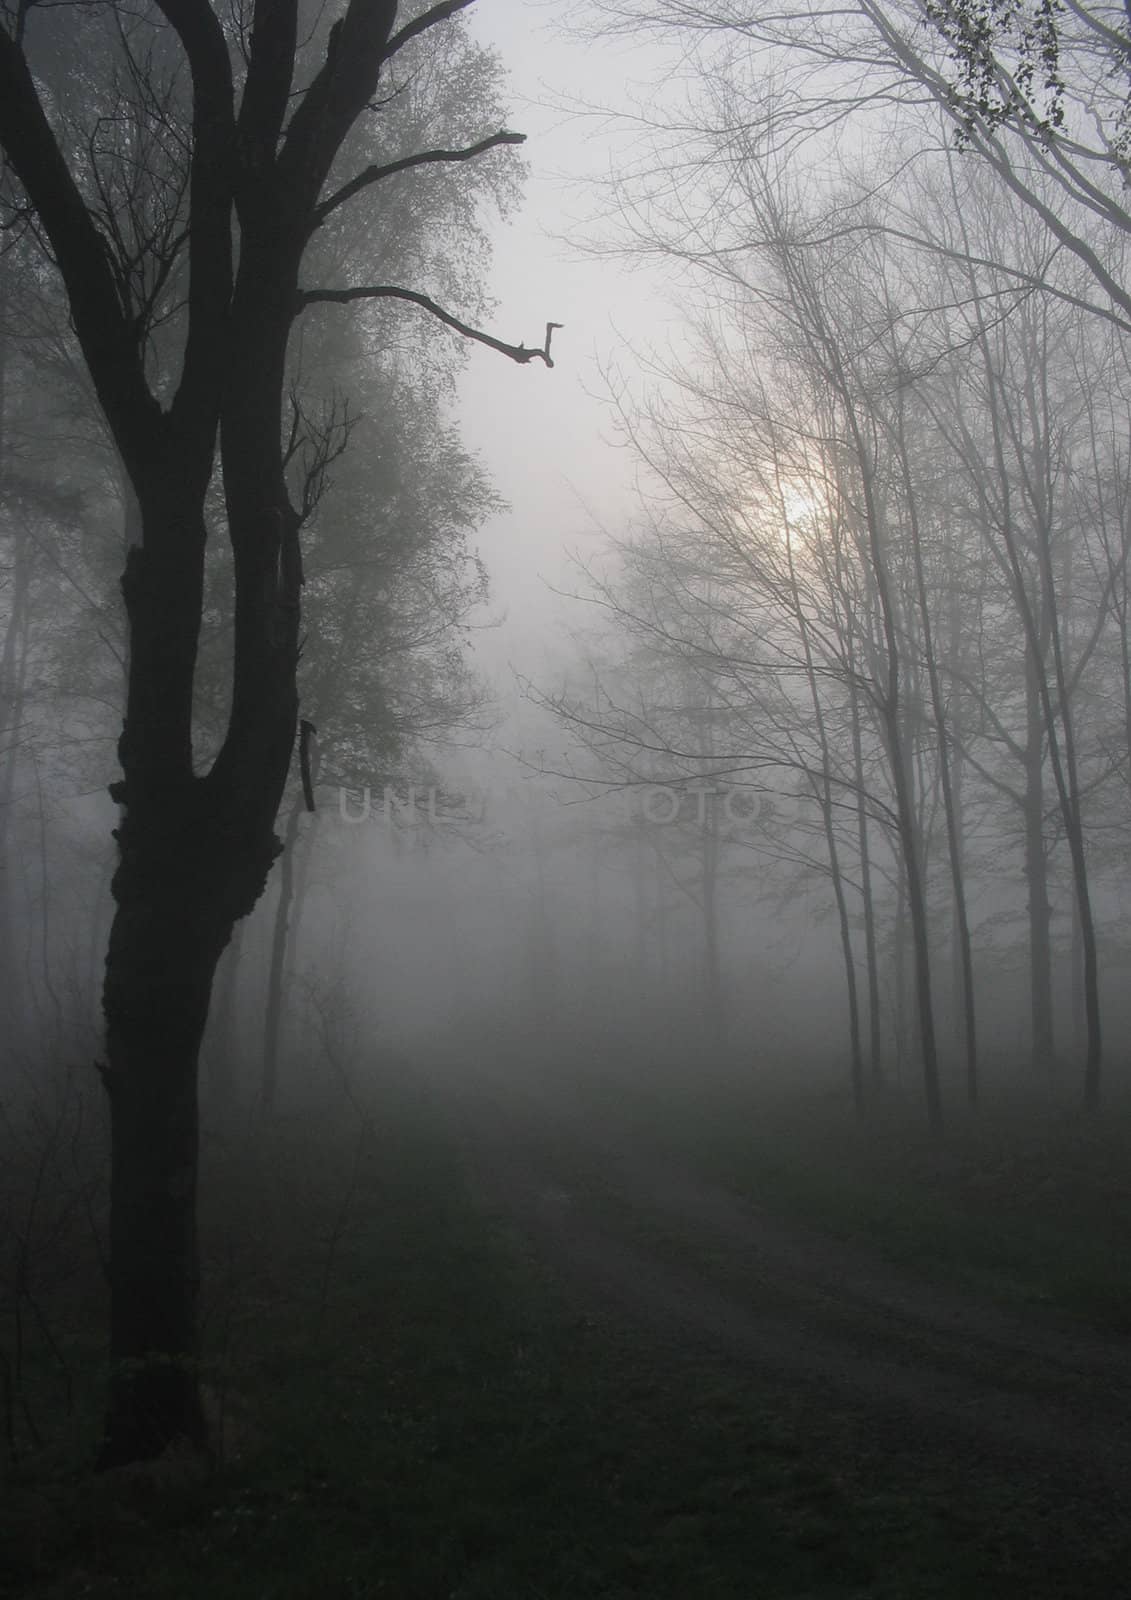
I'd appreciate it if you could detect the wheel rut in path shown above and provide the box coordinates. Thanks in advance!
[442,1066,1131,1498]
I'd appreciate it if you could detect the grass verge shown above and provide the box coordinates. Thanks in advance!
[565,1058,1131,1332]
[3,1066,1127,1598]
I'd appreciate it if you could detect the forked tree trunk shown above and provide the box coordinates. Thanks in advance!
[0,0,520,1471]
[97,489,295,1465]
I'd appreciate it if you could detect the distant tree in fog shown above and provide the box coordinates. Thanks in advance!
[578,112,1131,1119]
[255,307,496,1116]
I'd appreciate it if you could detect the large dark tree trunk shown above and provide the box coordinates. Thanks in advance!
[99,897,218,1465]
[97,487,294,1463]
[99,805,284,1463]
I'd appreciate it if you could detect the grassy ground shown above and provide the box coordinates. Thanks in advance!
[3,1066,1129,1598]
[565,1056,1131,1332]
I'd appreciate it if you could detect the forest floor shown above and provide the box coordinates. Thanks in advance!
[443,1048,1131,1581]
[5,1046,1131,1597]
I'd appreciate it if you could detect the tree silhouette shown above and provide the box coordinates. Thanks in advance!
[0,0,547,1467]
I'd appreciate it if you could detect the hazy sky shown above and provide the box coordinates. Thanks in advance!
[457,0,680,688]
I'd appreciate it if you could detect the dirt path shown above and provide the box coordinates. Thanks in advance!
[440,1062,1131,1496]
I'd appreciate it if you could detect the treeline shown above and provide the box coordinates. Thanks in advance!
[549,3,1131,1122]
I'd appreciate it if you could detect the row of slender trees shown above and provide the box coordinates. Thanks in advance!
[550,0,1131,1125]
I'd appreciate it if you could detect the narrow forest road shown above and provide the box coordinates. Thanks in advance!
[435,1057,1131,1554]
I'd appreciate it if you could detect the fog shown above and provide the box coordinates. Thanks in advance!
[4,0,1131,1587]
[8,1,1125,1117]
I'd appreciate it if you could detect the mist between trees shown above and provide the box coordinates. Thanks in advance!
[332,782,774,827]
[536,0,1131,1131]
[2,0,1131,1508]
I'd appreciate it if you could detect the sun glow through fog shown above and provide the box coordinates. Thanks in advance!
[771,476,826,548]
